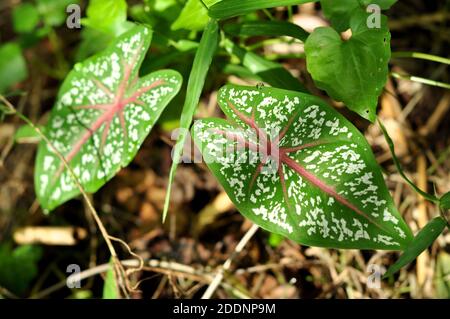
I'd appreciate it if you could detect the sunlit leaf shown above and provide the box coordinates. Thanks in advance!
[35,25,182,210]
[192,85,413,249]
[305,11,391,122]
[171,0,219,31]
[82,0,131,35]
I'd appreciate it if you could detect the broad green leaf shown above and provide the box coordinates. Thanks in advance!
[163,19,219,221]
[0,43,28,93]
[171,0,219,31]
[440,191,450,210]
[0,244,42,296]
[102,260,119,299]
[305,11,391,122]
[192,85,413,250]
[224,21,309,42]
[223,38,307,92]
[83,0,130,35]
[209,0,316,20]
[379,120,440,203]
[385,217,447,277]
[321,0,397,32]
[13,3,40,33]
[35,25,182,210]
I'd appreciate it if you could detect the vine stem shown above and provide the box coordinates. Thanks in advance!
[391,51,450,65]
[391,72,450,90]
[201,223,259,299]
[0,95,130,298]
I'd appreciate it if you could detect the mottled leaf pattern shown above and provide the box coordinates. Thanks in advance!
[35,25,182,210]
[192,85,413,250]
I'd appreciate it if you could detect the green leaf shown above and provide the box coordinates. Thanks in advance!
[163,19,219,222]
[35,25,182,210]
[102,260,119,299]
[192,85,413,250]
[0,244,42,296]
[321,0,397,32]
[379,120,440,203]
[0,43,28,93]
[171,0,219,31]
[224,21,309,42]
[385,217,447,277]
[36,0,79,27]
[223,38,307,92]
[13,3,40,33]
[439,191,450,210]
[305,11,391,122]
[209,0,316,20]
[83,0,130,35]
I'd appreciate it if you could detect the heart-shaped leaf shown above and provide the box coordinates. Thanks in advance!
[305,11,391,122]
[192,85,413,250]
[35,25,182,210]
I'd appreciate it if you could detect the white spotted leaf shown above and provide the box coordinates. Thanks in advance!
[192,85,413,250]
[35,25,182,210]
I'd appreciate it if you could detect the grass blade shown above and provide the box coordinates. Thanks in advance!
[224,21,309,42]
[209,0,317,20]
[384,217,447,277]
[163,19,219,222]
[223,38,307,92]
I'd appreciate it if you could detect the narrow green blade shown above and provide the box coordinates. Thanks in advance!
[163,19,219,221]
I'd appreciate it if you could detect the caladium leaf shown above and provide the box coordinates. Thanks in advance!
[35,25,182,210]
[305,11,391,122]
[192,85,413,250]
